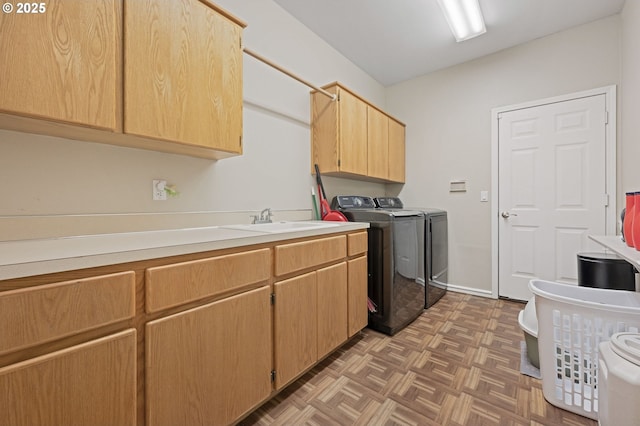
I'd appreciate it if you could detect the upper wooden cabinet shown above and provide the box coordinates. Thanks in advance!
[0,0,121,130]
[311,82,406,183]
[367,105,390,180]
[0,0,246,160]
[311,85,368,176]
[388,117,406,182]
[125,0,244,154]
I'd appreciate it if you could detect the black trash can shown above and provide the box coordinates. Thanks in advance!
[577,253,636,291]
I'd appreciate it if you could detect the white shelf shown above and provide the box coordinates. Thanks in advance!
[589,235,640,270]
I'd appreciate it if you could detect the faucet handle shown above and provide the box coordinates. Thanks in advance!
[261,208,273,222]
[251,208,273,224]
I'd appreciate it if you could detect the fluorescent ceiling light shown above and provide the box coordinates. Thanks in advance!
[437,0,486,42]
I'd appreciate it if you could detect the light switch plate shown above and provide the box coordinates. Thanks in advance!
[480,191,489,202]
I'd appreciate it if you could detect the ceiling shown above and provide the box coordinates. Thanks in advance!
[273,0,626,86]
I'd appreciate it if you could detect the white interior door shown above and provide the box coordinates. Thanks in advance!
[498,94,608,301]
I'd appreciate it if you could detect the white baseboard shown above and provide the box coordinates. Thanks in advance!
[446,283,494,299]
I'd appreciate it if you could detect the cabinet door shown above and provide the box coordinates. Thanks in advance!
[125,0,243,153]
[0,0,120,130]
[367,106,389,180]
[273,272,317,389]
[146,286,271,426]
[338,89,368,175]
[311,85,340,173]
[0,330,136,426]
[388,118,406,183]
[348,256,369,337]
[317,262,348,358]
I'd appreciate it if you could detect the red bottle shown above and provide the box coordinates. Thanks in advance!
[633,192,640,251]
[624,192,635,247]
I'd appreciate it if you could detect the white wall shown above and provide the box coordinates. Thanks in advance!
[0,0,386,237]
[621,1,640,194]
[386,16,621,295]
[2,1,634,299]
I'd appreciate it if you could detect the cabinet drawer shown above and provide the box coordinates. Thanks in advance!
[0,271,135,355]
[146,248,271,313]
[347,231,368,256]
[274,235,346,277]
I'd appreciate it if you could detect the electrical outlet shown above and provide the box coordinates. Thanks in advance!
[153,180,167,201]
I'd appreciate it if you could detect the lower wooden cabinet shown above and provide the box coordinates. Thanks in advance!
[348,255,368,337]
[273,260,351,389]
[145,286,272,426]
[317,262,348,358]
[0,329,137,426]
[0,271,135,355]
[0,229,368,426]
[273,272,318,389]
[145,248,271,313]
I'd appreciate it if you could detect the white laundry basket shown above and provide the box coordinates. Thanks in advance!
[598,332,640,426]
[529,279,640,420]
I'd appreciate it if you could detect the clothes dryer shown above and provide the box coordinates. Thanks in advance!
[332,196,425,335]
[375,197,448,308]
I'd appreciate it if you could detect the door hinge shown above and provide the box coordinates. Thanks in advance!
[270,293,275,305]
[605,110,609,125]
[271,370,276,383]
[337,159,341,167]
[239,136,242,147]
[604,193,610,207]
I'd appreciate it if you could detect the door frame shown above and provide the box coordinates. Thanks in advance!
[490,85,617,299]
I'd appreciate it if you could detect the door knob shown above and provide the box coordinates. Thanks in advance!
[501,211,518,218]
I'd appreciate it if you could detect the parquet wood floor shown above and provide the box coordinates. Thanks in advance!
[241,292,597,425]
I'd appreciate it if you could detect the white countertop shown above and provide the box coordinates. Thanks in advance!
[589,235,640,269]
[0,221,369,280]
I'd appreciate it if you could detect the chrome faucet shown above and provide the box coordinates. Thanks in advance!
[251,208,273,224]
